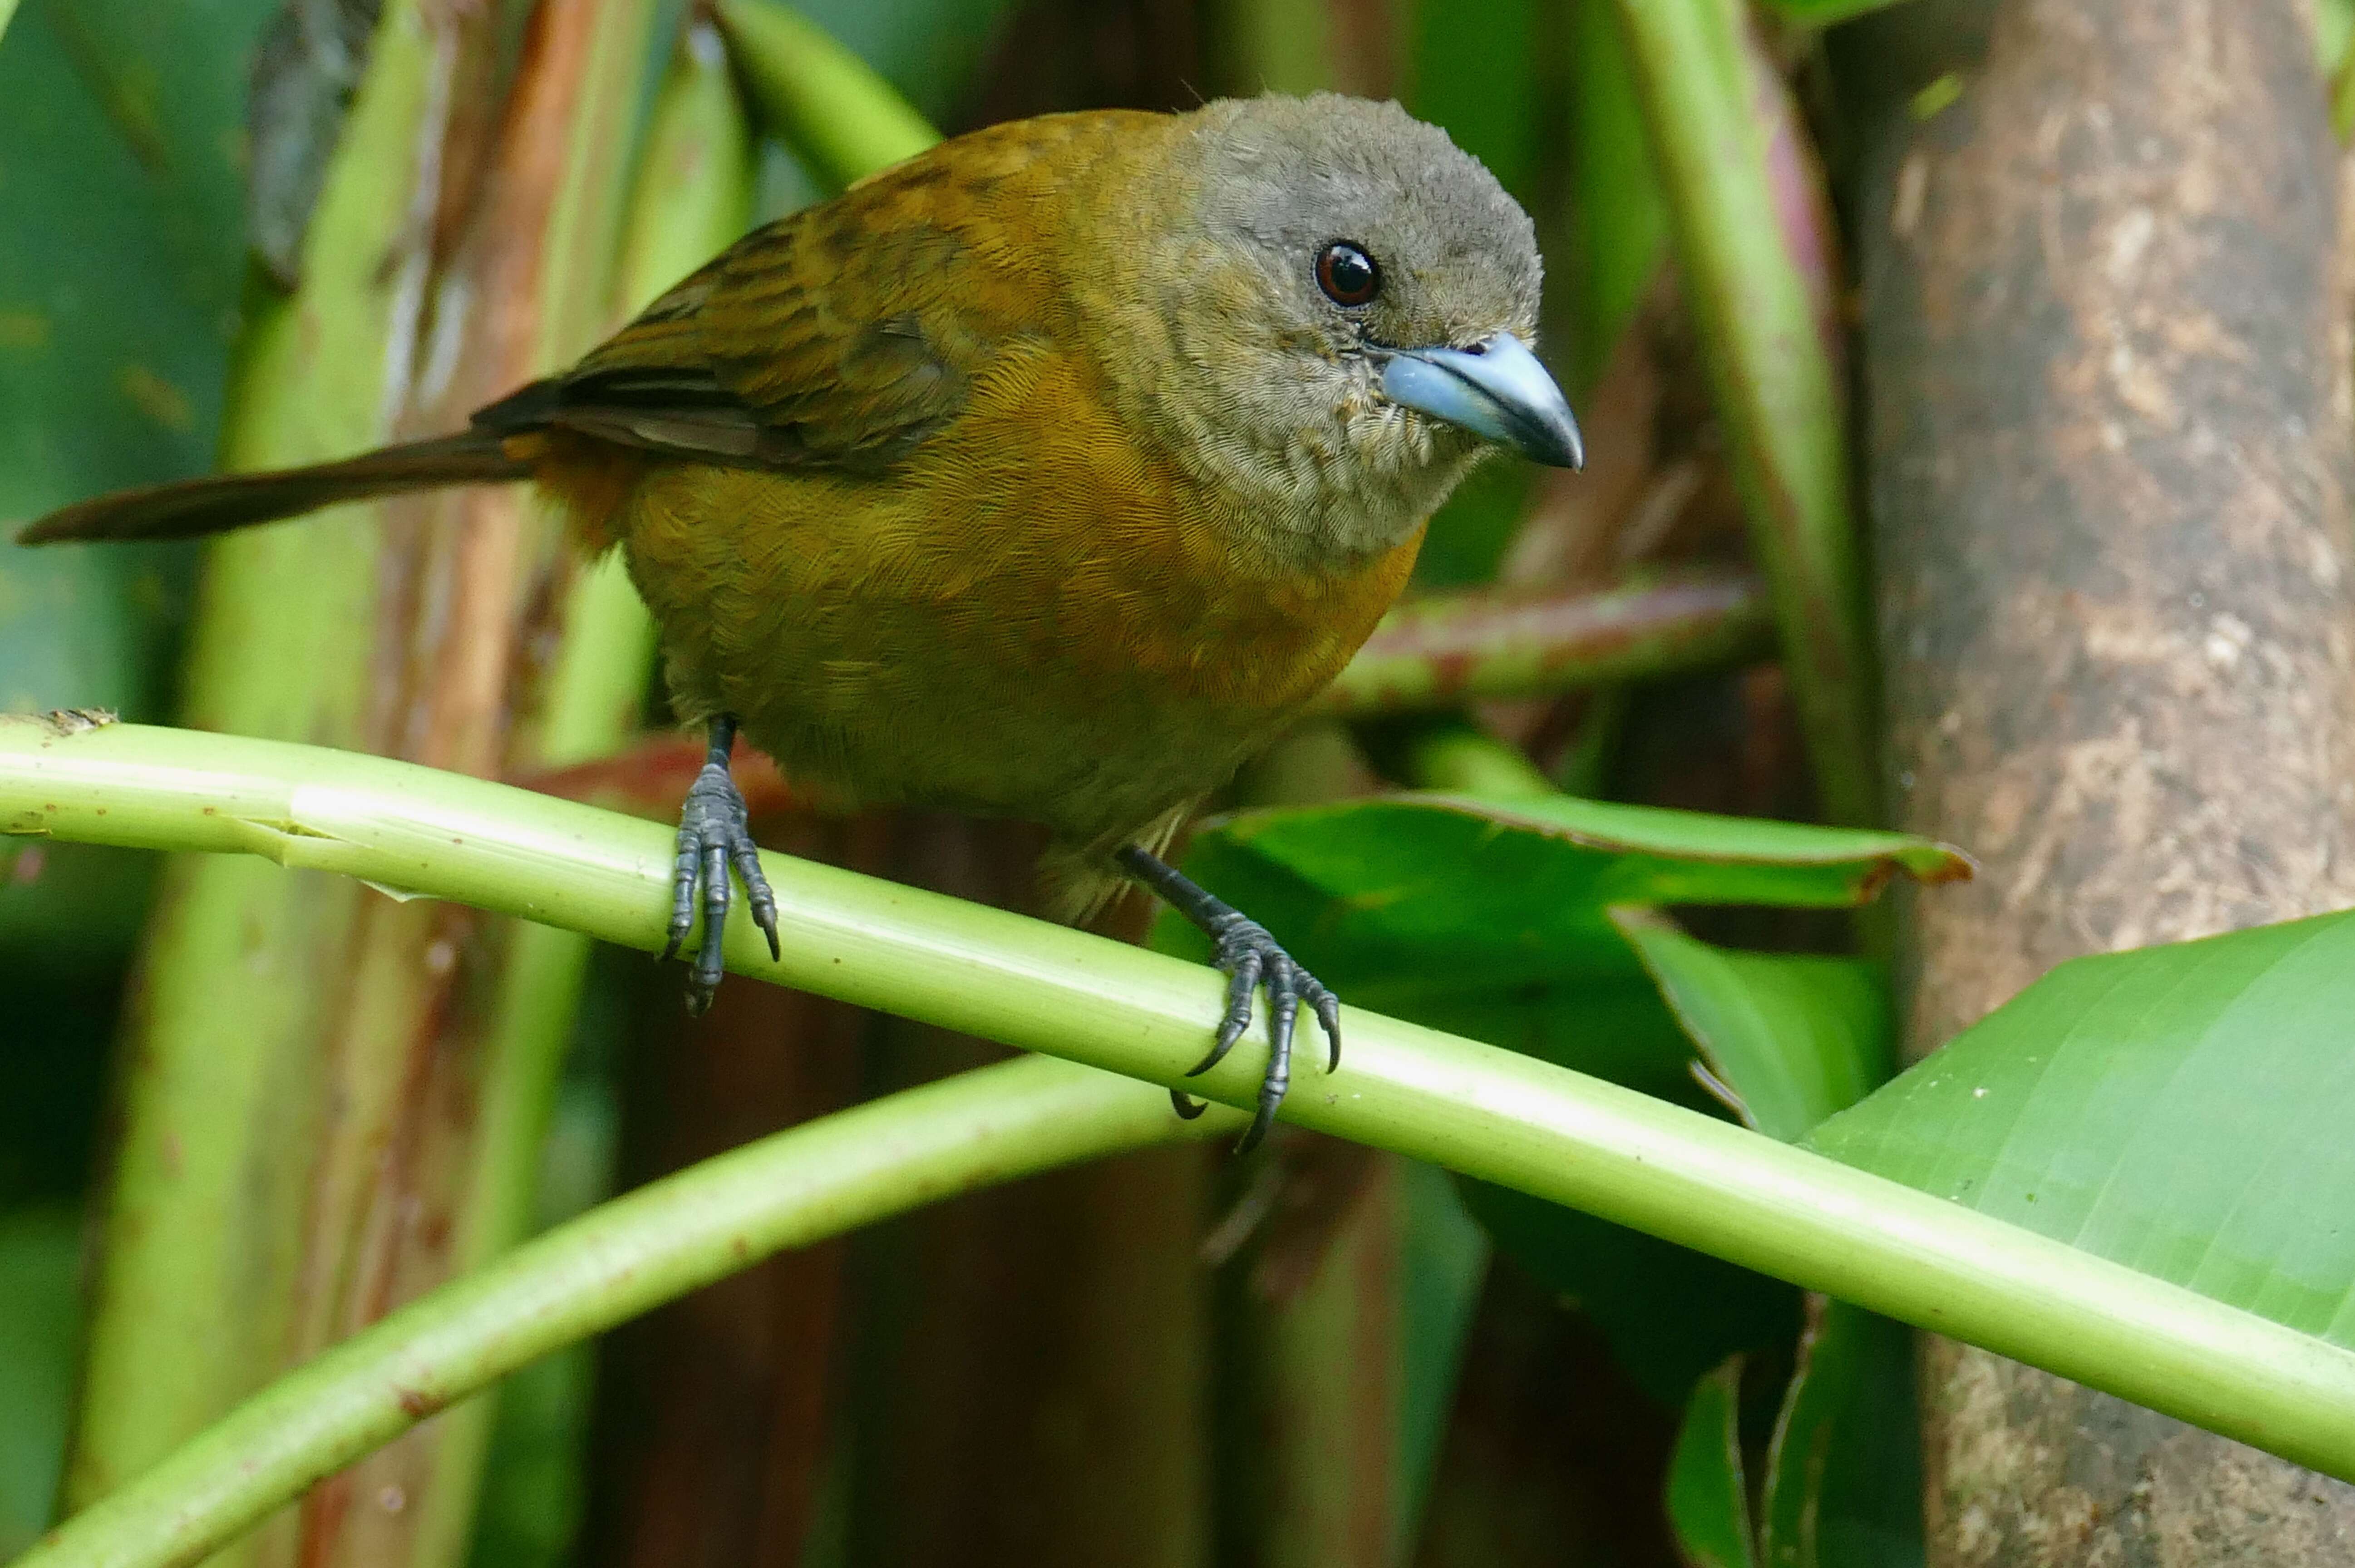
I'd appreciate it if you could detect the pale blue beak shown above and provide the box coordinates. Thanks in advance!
[1379,332,1584,470]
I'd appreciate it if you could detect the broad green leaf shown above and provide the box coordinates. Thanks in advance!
[0,0,277,952]
[1172,793,1963,1011]
[1666,1357,1758,1568]
[0,0,275,685]
[1617,917,1919,1565]
[1757,1299,1922,1568]
[1809,910,2355,1348]
[1617,912,1891,1141]
[1429,924,1804,1408]
[717,0,940,183]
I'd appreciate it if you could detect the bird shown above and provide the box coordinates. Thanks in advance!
[18,92,1583,1152]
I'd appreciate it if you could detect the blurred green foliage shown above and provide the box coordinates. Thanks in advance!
[0,1,276,1540]
[24,1,2335,1564]
[0,1208,79,1559]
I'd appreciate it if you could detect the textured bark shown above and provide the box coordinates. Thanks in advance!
[1859,0,2355,1563]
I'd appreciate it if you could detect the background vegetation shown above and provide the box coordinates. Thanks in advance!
[9,1,2355,1566]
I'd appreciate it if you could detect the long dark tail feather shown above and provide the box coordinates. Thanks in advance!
[13,431,532,545]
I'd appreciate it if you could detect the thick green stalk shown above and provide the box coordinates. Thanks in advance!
[18,1049,1227,1568]
[711,0,937,184]
[1387,719,1560,799]
[9,717,2355,1507]
[56,6,438,1534]
[1313,570,1773,717]
[462,10,754,1278]
[1607,0,1877,825]
[403,13,716,1565]
[67,6,666,1567]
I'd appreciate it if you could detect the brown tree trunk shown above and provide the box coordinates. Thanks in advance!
[1859,0,2355,1562]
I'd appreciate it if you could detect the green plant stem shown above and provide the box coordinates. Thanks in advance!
[712,0,938,185]
[1608,0,1877,825]
[415,30,747,1563]
[56,5,441,1524]
[1384,718,1558,799]
[1311,569,1773,717]
[18,1047,1224,1568]
[10,717,2355,1522]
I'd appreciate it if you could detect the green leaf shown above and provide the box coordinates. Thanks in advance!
[1617,918,1918,1560]
[0,0,277,716]
[0,0,278,951]
[1809,910,2355,1349]
[1171,794,1964,1011]
[1163,794,1955,1401]
[716,0,942,185]
[1617,912,1892,1141]
[1396,1160,1489,1555]
[1666,1357,1758,1568]
[1617,918,1918,1566]
[1757,1299,1922,1568]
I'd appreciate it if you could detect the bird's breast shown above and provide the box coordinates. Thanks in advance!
[595,340,1422,837]
[911,343,1425,711]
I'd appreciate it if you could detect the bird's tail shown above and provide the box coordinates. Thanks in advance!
[14,430,533,545]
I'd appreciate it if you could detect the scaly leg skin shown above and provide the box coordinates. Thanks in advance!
[661,714,781,1014]
[1114,843,1341,1154]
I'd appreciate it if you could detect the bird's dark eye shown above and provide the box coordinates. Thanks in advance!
[1315,241,1380,307]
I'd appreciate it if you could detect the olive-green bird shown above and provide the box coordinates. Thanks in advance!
[20,92,1583,1150]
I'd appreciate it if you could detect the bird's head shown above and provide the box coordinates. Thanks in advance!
[1080,93,1581,565]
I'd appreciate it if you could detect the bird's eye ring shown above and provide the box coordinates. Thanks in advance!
[1315,241,1380,307]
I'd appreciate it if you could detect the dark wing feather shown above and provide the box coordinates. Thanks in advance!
[473,117,1120,474]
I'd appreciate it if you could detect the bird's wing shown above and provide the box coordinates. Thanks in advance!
[474,116,1127,475]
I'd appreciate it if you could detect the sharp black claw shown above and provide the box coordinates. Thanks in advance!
[1171,1090,1207,1120]
[1114,845,1343,1151]
[1236,1100,1280,1156]
[1313,990,1342,1073]
[1197,915,1333,1149]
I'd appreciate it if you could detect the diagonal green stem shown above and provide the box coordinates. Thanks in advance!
[1608,0,1877,825]
[18,1048,1222,1568]
[10,714,2355,1568]
[1311,569,1774,717]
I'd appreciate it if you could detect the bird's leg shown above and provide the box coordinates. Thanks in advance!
[661,714,781,1014]
[1114,843,1341,1154]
